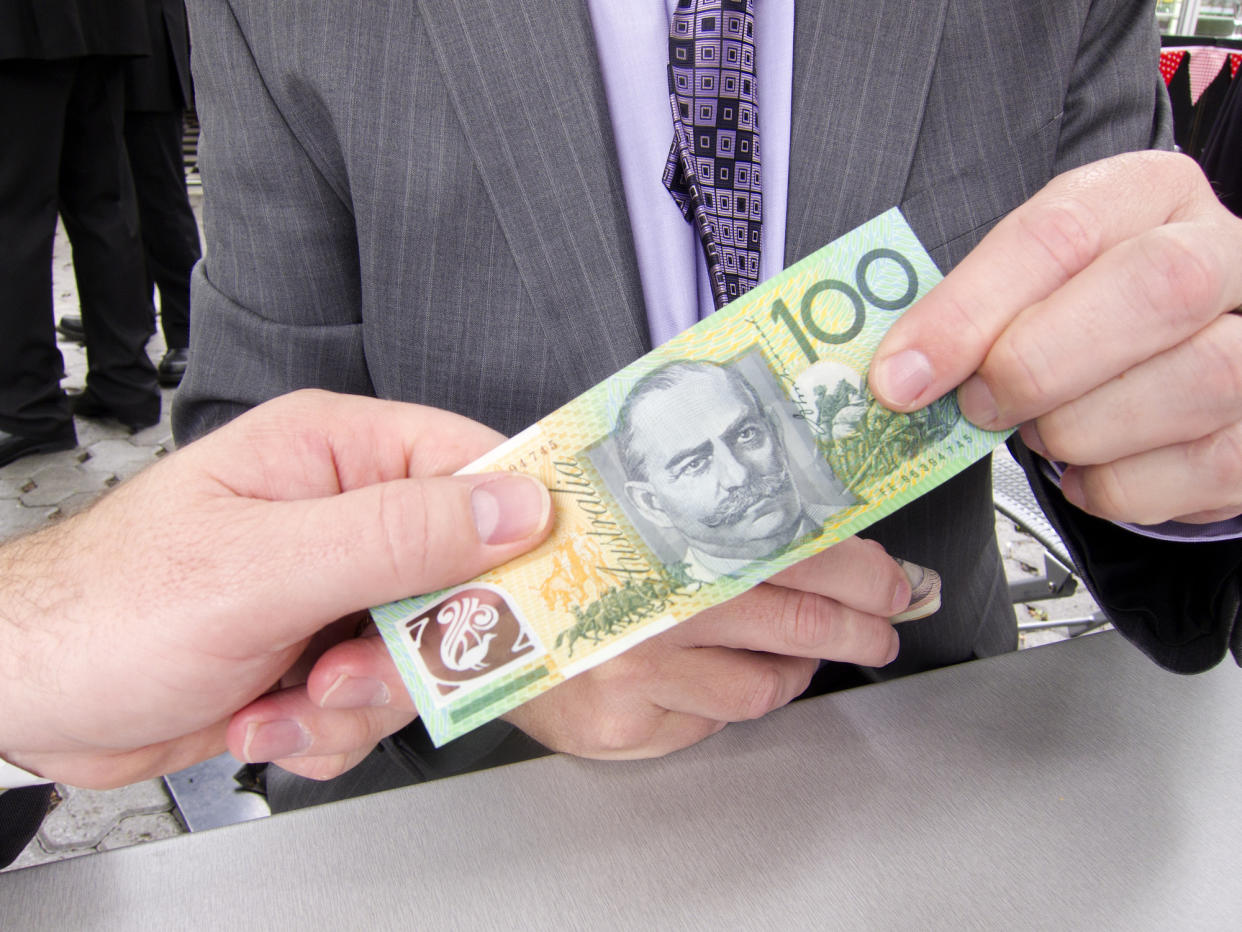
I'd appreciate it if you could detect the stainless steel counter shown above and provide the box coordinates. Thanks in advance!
[3,631,1238,930]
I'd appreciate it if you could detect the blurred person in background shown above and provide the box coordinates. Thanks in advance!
[0,0,162,465]
[58,0,201,388]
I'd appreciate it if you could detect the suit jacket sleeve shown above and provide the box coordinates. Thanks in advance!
[1017,0,1241,672]
[173,0,374,443]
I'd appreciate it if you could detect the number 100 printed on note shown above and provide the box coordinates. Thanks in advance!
[371,208,1010,746]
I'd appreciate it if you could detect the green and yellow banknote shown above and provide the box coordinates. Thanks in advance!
[372,208,1011,746]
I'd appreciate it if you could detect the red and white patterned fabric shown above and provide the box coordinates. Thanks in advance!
[1159,48,1187,85]
[1164,46,1230,103]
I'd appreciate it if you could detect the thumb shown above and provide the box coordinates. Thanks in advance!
[227,472,552,647]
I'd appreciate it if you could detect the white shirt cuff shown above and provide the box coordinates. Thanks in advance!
[0,756,47,789]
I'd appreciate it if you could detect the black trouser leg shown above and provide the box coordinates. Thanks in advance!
[58,57,159,417]
[0,60,74,435]
[124,109,200,350]
[0,784,52,869]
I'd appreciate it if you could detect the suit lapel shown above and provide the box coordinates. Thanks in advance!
[415,0,650,396]
[414,0,951,387]
[785,0,948,264]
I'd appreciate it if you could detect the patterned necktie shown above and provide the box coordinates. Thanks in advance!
[663,0,762,310]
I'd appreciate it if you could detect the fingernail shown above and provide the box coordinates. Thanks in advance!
[890,578,912,616]
[957,375,999,427]
[874,349,933,407]
[1019,421,1049,458]
[1060,468,1086,510]
[319,674,390,709]
[883,633,900,666]
[471,474,551,545]
[242,720,311,762]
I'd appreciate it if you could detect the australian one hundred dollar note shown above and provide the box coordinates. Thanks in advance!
[372,208,1012,746]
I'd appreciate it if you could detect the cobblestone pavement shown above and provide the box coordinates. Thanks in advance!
[0,203,1105,872]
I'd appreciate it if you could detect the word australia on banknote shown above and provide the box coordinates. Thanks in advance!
[372,208,1011,746]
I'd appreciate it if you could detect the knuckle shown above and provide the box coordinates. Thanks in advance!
[733,662,789,721]
[376,480,433,587]
[591,709,660,756]
[603,648,660,693]
[279,387,332,411]
[266,388,337,435]
[1131,228,1222,329]
[1196,322,1242,415]
[1034,403,1094,465]
[1162,150,1215,206]
[1015,195,1103,283]
[784,590,838,652]
[1188,425,1242,496]
[1078,462,1132,521]
[931,286,994,349]
[573,653,663,755]
[982,331,1057,415]
[860,537,889,558]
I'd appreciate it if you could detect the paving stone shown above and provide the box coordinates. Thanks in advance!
[131,419,175,451]
[48,489,106,521]
[0,473,36,499]
[0,497,57,538]
[3,839,93,873]
[72,417,118,449]
[58,346,89,383]
[38,780,174,851]
[0,447,84,483]
[19,464,104,507]
[98,811,185,851]
[81,438,160,476]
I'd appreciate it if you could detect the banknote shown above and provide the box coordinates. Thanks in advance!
[372,208,1011,746]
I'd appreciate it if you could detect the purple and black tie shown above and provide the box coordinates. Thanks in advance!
[663,0,762,309]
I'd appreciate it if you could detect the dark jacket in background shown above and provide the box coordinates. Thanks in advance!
[124,0,192,111]
[0,0,147,60]
[0,0,160,438]
[120,0,200,352]
[1200,66,1242,216]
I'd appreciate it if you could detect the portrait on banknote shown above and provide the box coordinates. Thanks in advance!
[588,350,855,583]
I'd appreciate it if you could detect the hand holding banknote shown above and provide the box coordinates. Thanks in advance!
[280,537,916,761]
[872,151,1242,526]
[371,210,1001,746]
[0,391,553,788]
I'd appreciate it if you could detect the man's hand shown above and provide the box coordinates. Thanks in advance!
[0,391,553,788]
[871,151,1242,526]
[281,537,911,761]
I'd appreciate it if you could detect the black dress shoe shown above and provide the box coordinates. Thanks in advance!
[157,347,189,387]
[0,424,77,468]
[69,389,160,432]
[56,314,86,343]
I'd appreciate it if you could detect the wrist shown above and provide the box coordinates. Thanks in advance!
[0,522,72,756]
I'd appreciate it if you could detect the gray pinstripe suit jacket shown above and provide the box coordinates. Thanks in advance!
[176,0,1240,677]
